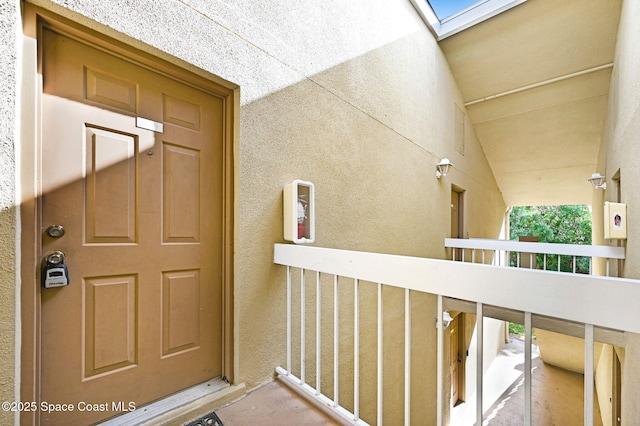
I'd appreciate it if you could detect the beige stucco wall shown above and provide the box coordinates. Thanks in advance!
[5,0,507,423]
[596,0,640,423]
[0,1,19,425]
[536,329,603,374]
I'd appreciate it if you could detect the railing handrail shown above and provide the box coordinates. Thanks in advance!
[274,243,639,334]
[444,238,625,259]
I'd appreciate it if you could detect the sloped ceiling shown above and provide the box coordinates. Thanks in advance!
[439,0,622,206]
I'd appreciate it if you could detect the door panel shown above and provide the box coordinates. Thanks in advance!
[85,126,137,243]
[40,28,224,425]
[84,274,138,378]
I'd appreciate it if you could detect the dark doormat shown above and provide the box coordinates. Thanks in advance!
[184,410,224,426]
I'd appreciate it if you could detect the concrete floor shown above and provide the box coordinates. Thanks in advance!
[214,339,600,425]
[215,380,345,426]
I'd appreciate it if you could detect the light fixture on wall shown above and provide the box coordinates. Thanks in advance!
[435,311,453,329]
[436,158,453,179]
[588,172,607,190]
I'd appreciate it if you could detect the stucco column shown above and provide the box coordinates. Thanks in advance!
[0,1,20,425]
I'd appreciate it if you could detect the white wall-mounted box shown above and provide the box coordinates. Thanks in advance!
[604,201,627,240]
[283,180,315,244]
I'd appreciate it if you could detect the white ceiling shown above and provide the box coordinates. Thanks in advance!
[438,0,622,206]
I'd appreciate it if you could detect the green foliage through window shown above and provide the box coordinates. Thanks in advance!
[509,205,592,273]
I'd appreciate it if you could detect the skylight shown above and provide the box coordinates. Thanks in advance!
[412,0,527,39]
[428,0,482,21]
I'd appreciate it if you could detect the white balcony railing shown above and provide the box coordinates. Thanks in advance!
[274,243,640,426]
[445,238,625,276]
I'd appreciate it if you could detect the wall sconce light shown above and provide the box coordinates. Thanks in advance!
[436,158,453,179]
[435,311,453,329]
[588,172,607,190]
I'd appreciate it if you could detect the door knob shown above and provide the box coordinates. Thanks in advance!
[45,250,66,265]
[42,251,69,288]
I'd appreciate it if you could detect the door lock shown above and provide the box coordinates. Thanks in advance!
[42,250,70,288]
[46,225,65,238]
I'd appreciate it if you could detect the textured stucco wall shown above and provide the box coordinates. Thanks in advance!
[16,0,506,421]
[0,1,19,425]
[597,0,640,422]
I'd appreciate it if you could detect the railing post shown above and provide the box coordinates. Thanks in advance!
[287,266,292,375]
[585,324,594,426]
[525,311,532,425]
[377,283,383,426]
[437,295,444,426]
[316,271,321,396]
[333,275,339,408]
[301,269,306,384]
[476,302,484,424]
[404,288,411,426]
[354,279,360,421]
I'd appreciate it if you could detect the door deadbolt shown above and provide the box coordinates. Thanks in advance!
[46,225,65,238]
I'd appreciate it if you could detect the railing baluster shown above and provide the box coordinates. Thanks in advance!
[472,248,476,263]
[606,259,610,277]
[287,266,292,375]
[585,324,594,426]
[334,275,339,408]
[437,295,444,426]
[573,256,577,273]
[529,253,533,269]
[377,283,383,426]
[404,288,411,426]
[558,255,561,272]
[301,269,306,384]
[354,279,360,421]
[544,253,547,270]
[525,312,532,425]
[316,271,321,396]
[477,302,484,424]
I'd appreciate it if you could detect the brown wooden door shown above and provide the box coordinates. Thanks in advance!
[451,189,463,260]
[451,190,460,239]
[40,28,223,425]
[450,315,460,405]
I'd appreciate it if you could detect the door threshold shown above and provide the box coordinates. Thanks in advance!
[98,378,246,426]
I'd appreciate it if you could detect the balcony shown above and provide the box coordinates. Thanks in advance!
[271,241,638,425]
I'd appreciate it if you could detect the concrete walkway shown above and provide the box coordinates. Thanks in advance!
[452,338,602,426]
